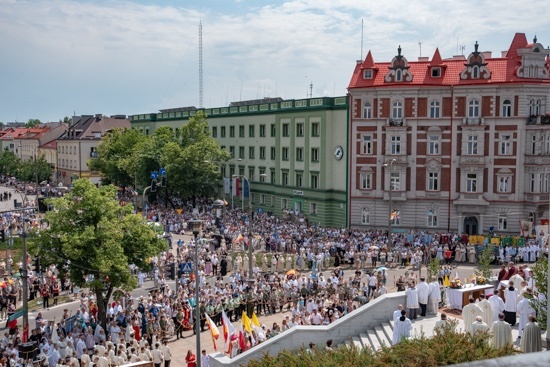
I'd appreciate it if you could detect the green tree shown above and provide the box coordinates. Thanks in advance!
[531,255,548,330]
[25,119,41,127]
[88,128,146,187]
[0,150,21,176]
[30,179,164,328]
[476,245,495,280]
[19,156,53,183]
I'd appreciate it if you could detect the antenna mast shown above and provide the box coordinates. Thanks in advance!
[360,19,364,60]
[199,21,203,108]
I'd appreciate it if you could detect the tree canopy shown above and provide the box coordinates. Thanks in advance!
[0,150,53,182]
[30,179,165,327]
[25,119,41,128]
[89,111,230,203]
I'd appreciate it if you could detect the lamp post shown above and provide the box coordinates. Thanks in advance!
[141,185,152,219]
[15,191,30,336]
[384,159,397,237]
[188,219,203,367]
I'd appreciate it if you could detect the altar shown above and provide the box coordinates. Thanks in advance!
[446,284,495,310]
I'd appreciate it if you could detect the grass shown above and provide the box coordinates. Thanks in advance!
[17,295,72,312]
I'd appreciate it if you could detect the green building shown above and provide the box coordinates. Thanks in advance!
[130,96,349,227]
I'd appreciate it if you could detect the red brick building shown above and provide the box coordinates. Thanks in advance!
[347,33,550,234]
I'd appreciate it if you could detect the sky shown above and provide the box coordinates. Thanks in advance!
[0,0,548,123]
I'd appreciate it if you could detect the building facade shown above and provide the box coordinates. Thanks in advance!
[348,33,550,234]
[130,96,349,227]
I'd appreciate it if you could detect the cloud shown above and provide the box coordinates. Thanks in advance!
[0,0,547,122]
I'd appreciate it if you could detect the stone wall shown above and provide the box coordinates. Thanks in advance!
[208,292,406,367]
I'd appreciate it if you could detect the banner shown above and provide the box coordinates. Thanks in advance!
[243,179,249,198]
[232,178,240,197]
[519,220,533,237]
[8,309,25,322]
[223,178,230,195]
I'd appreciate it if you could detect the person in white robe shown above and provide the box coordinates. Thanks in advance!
[427,278,441,315]
[393,304,404,323]
[392,310,412,345]
[490,313,512,349]
[416,277,430,316]
[471,316,488,335]
[476,294,493,326]
[517,289,536,338]
[405,283,419,319]
[509,273,524,295]
[462,297,484,334]
[520,315,542,353]
[503,282,518,326]
[434,313,453,334]
[488,290,505,322]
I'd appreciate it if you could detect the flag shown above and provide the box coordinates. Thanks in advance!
[205,313,220,351]
[232,177,240,197]
[238,329,247,351]
[221,310,236,354]
[242,312,252,334]
[224,177,231,195]
[251,313,261,328]
[520,220,533,237]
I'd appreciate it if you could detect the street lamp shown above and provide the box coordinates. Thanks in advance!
[15,191,30,337]
[384,159,397,236]
[188,219,203,367]
[232,174,266,283]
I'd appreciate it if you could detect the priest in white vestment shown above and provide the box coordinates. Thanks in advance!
[392,310,412,345]
[393,304,404,323]
[488,290,505,322]
[517,289,536,338]
[503,281,519,326]
[471,316,488,335]
[490,313,512,349]
[476,294,493,326]
[520,315,542,353]
[427,278,441,315]
[462,297,484,334]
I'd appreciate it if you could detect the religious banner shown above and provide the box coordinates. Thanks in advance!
[224,177,231,195]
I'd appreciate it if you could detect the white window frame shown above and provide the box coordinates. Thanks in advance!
[311,148,319,162]
[390,172,400,191]
[529,173,536,193]
[395,69,403,82]
[362,135,372,155]
[296,147,303,161]
[427,210,437,227]
[392,101,403,119]
[498,215,508,230]
[467,135,478,155]
[498,176,511,193]
[363,70,373,79]
[281,198,288,209]
[502,99,512,117]
[499,135,512,155]
[390,136,401,155]
[429,100,440,118]
[468,99,480,117]
[361,208,370,225]
[311,173,319,189]
[282,171,289,186]
[295,172,303,187]
[427,172,439,191]
[360,172,372,190]
[428,135,440,155]
[363,103,372,118]
[466,173,477,192]
[310,202,318,215]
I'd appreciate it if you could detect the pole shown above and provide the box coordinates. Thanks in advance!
[247,177,253,283]
[547,195,550,349]
[194,229,201,367]
[142,186,151,219]
[15,191,29,336]
[388,160,394,237]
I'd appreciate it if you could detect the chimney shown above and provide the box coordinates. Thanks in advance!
[481,51,492,59]
[418,57,429,62]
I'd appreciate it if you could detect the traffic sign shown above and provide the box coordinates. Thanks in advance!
[258,208,263,214]
[159,168,166,176]
[180,262,193,273]
[150,171,158,179]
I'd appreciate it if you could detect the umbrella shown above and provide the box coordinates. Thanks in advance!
[377,266,389,271]
[353,295,369,304]
[286,269,300,276]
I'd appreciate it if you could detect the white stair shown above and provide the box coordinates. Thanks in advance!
[366,328,382,350]
[351,336,362,349]
[374,325,391,348]
[359,333,371,350]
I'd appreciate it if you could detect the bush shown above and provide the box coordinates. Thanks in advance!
[243,321,517,367]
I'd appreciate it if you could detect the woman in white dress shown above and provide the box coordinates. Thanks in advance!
[392,309,413,345]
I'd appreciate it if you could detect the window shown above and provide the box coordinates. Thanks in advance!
[212,126,217,138]
[310,173,319,189]
[529,99,535,115]
[259,168,266,182]
[498,176,511,193]
[295,172,303,187]
[229,126,235,137]
[249,146,255,159]
[311,148,319,162]
[531,135,537,155]
[259,147,266,160]
[282,123,290,137]
[281,198,288,209]
[431,67,441,77]
[362,135,372,154]
[390,172,400,191]
[546,134,550,154]
[221,126,226,138]
[229,146,235,158]
[427,172,439,191]
[361,208,370,225]
[249,125,255,137]
[239,146,245,159]
[498,215,508,230]
[390,136,401,155]
[363,103,372,119]
[281,171,289,186]
[395,69,403,82]
[363,70,373,79]
[260,194,265,205]
[310,203,318,215]
[466,173,477,192]
[270,124,276,137]
[296,123,304,136]
[229,166,235,178]
[360,172,372,189]
[282,147,289,161]
[239,166,245,176]
[468,99,480,117]
[249,167,255,181]
[428,136,440,155]
[427,210,437,227]
[392,101,403,118]
[472,66,479,79]
[529,173,535,193]
[429,101,440,118]
[239,125,245,137]
[499,135,512,155]
[535,99,542,115]
[467,135,478,155]
[259,124,266,137]
[311,122,319,136]
[296,147,303,161]
[270,147,276,160]
[502,99,512,117]
[270,168,276,184]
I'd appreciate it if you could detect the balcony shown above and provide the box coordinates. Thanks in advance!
[462,117,485,125]
[459,156,485,166]
[524,193,550,202]
[453,193,489,205]
[526,114,550,125]
[386,118,405,126]
[90,151,99,158]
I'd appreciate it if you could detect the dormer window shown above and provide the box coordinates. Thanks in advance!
[431,67,441,77]
[472,65,479,79]
[395,69,403,82]
[363,70,373,79]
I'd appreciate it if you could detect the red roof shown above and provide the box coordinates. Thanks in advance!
[348,33,549,89]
